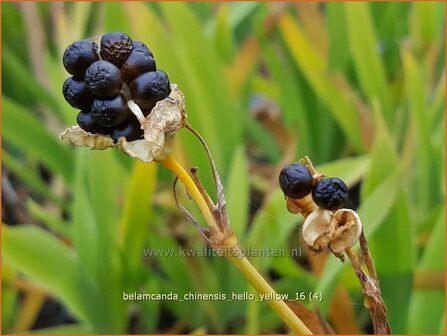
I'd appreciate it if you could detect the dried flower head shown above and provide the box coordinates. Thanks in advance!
[302,208,334,252]
[302,207,362,259]
[328,209,362,257]
[61,85,186,163]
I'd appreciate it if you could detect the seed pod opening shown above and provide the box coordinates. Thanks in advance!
[328,209,362,256]
[61,85,186,163]
[302,208,334,252]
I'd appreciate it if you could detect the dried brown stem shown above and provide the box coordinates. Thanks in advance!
[359,230,378,281]
[346,249,391,334]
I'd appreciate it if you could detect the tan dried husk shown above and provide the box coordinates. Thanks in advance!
[60,85,186,163]
[328,209,362,256]
[302,208,334,252]
[302,207,362,255]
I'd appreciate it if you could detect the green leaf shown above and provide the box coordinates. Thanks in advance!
[316,155,370,187]
[402,47,438,212]
[327,3,350,71]
[2,97,74,184]
[28,324,92,334]
[26,199,72,238]
[344,3,391,125]
[119,161,157,279]
[225,145,249,238]
[278,13,365,153]
[410,2,446,53]
[213,4,234,62]
[2,225,87,321]
[2,47,67,124]
[408,208,446,333]
[2,151,66,208]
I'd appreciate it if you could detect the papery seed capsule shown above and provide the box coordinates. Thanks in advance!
[63,77,95,110]
[85,60,123,98]
[312,177,349,211]
[100,32,133,67]
[91,95,131,127]
[279,163,313,199]
[63,39,99,78]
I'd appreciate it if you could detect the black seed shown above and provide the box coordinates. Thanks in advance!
[63,77,95,110]
[121,49,156,84]
[91,95,131,127]
[100,32,133,67]
[85,61,123,98]
[77,111,96,133]
[63,40,99,78]
[111,118,143,143]
[279,163,313,199]
[129,70,171,115]
[132,41,154,58]
[312,177,349,211]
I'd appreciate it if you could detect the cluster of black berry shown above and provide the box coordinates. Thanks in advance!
[62,32,171,142]
[279,163,349,211]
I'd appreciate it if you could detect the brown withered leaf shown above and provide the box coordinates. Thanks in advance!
[285,301,334,334]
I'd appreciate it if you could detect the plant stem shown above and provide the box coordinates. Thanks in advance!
[161,154,217,231]
[228,247,312,334]
[160,154,312,335]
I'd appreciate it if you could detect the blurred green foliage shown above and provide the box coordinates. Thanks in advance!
[2,2,445,334]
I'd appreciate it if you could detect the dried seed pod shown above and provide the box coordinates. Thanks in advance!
[61,85,186,163]
[328,209,362,257]
[302,208,334,252]
[285,194,317,218]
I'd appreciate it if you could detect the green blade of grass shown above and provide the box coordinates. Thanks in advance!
[2,47,67,124]
[327,3,350,71]
[2,151,66,208]
[408,208,446,334]
[361,102,414,332]
[402,47,436,213]
[2,225,87,322]
[2,97,74,184]
[344,3,391,125]
[278,13,365,153]
[225,145,249,238]
[119,161,157,281]
[26,199,72,238]
[29,324,92,334]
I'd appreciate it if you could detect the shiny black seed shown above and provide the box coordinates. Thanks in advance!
[77,111,97,133]
[63,40,99,78]
[85,61,123,98]
[100,32,133,67]
[279,163,313,199]
[132,41,154,58]
[111,118,143,143]
[62,77,95,110]
[121,49,156,84]
[312,177,349,211]
[77,111,112,135]
[129,70,171,115]
[91,95,131,127]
